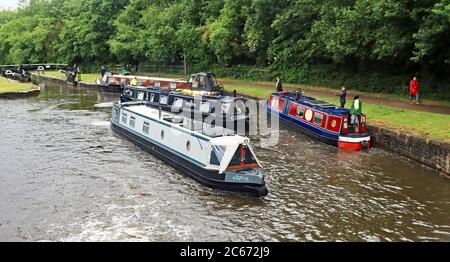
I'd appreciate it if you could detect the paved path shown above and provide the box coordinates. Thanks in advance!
[221,80,450,115]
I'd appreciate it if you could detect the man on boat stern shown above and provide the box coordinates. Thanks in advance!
[350,95,362,132]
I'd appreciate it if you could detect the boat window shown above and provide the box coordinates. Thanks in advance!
[173,98,183,109]
[200,103,210,113]
[234,100,246,115]
[155,82,161,88]
[297,107,305,117]
[183,100,194,110]
[130,116,136,128]
[149,93,155,102]
[112,108,119,121]
[161,130,165,140]
[137,91,145,100]
[314,113,324,126]
[210,145,226,165]
[186,141,191,152]
[170,82,177,89]
[221,102,231,114]
[191,76,200,88]
[160,95,168,105]
[121,113,127,124]
[127,90,134,98]
[271,97,279,108]
[143,122,150,135]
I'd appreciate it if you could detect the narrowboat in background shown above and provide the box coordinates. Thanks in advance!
[267,91,371,150]
[97,72,224,96]
[1,68,31,83]
[97,73,188,92]
[111,102,268,197]
[121,86,250,133]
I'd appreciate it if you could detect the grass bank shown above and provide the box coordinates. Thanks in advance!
[0,77,35,93]
[224,85,450,143]
[211,65,450,104]
[221,78,450,107]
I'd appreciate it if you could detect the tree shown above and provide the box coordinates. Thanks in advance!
[207,0,251,66]
[58,0,128,64]
[413,0,450,76]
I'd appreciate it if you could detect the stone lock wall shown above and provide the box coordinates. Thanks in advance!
[369,125,450,177]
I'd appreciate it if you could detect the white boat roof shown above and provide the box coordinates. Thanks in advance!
[122,104,249,142]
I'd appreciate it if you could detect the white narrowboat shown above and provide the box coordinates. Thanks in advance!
[111,102,268,197]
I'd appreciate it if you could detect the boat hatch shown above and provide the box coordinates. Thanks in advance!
[211,142,262,174]
[225,145,260,171]
[303,100,336,109]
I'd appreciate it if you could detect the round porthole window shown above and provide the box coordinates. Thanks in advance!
[161,130,165,140]
[331,120,337,128]
[305,109,313,122]
[186,141,191,152]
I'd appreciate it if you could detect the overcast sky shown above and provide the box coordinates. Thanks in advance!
[0,0,19,10]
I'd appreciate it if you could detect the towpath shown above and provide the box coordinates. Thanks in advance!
[220,79,450,115]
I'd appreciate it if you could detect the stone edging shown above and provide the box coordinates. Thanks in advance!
[31,73,97,88]
[369,125,450,177]
[0,85,41,99]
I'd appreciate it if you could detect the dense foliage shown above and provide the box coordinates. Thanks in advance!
[0,0,449,96]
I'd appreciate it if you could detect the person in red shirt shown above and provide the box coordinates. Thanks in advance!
[410,76,420,105]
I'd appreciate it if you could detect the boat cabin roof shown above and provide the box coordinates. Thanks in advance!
[274,92,350,115]
[126,86,241,103]
[122,104,239,139]
[110,74,186,83]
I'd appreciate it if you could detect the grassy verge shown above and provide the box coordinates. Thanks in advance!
[0,77,35,93]
[224,85,450,143]
[221,78,450,107]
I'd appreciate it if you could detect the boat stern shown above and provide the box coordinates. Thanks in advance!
[338,135,371,150]
[224,169,268,197]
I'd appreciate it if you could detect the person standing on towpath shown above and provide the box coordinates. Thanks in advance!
[100,65,107,78]
[336,86,347,108]
[410,76,420,105]
[276,76,284,93]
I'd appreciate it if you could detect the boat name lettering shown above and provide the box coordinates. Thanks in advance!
[232,175,249,182]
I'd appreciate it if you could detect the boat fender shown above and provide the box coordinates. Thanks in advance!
[362,140,369,149]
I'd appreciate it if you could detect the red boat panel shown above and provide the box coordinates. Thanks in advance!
[268,96,285,112]
[327,116,343,133]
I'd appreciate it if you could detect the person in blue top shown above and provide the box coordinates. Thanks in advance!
[275,76,284,93]
[336,86,347,108]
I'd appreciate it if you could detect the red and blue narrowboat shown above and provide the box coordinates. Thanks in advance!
[267,91,371,150]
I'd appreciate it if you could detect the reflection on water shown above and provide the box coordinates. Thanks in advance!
[0,82,449,242]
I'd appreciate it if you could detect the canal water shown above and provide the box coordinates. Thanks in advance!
[0,83,449,242]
